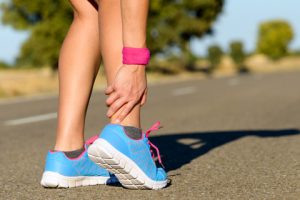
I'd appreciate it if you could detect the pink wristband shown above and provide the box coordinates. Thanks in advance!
[122,47,150,65]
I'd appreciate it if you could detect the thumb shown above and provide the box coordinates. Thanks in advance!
[105,85,114,95]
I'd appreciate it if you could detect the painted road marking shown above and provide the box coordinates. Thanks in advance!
[4,112,57,126]
[172,86,196,96]
[0,94,57,106]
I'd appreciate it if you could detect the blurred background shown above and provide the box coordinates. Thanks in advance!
[0,1,300,198]
[0,0,299,98]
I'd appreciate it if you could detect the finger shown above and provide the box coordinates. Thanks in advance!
[107,98,127,118]
[106,92,120,106]
[105,85,114,95]
[116,101,136,122]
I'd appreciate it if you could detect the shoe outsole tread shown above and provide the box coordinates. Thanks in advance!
[88,138,167,190]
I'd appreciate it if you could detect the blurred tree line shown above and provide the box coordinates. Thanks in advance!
[206,19,294,73]
[257,20,294,60]
[207,41,246,73]
[1,1,297,74]
[1,0,224,72]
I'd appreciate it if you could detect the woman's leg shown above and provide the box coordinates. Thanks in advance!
[98,0,141,128]
[87,0,167,190]
[54,0,100,151]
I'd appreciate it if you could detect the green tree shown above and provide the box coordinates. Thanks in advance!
[148,0,224,71]
[256,20,294,60]
[1,0,224,70]
[0,61,10,69]
[229,40,247,72]
[207,44,223,72]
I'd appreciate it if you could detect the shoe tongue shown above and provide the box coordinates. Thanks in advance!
[123,126,142,139]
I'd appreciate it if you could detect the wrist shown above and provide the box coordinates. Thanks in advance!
[122,47,150,65]
[123,64,146,72]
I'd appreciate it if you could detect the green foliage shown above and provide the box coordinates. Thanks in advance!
[148,0,224,71]
[1,0,224,70]
[207,44,223,71]
[229,41,245,64]
[256,20,294,60]
[229,40,246,72]
[0,61,10,69]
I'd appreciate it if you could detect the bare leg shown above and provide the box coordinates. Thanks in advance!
[87,1,168,190]
[98,0,141,128]
[54,0,100,151]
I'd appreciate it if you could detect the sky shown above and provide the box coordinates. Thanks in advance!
[0,0,299,63]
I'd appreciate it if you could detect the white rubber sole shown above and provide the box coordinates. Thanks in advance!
[40,171,110,188]
[87,138,168,190]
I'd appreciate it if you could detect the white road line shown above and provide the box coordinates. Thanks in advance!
[0,94,57,105]
[4,112,57,126]
[172,86,196,96]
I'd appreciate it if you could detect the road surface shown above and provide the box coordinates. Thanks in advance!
[0,71,299,199]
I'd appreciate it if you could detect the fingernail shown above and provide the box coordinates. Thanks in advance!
[115,119,120,123]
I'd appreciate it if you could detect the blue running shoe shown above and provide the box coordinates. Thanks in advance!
[88,122,168,190]
[41,137,117,188]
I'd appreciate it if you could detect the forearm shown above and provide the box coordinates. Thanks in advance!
[120,0,149,48]
[106,0,149,126]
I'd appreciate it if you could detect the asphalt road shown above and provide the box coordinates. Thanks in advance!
[0,71,299,199]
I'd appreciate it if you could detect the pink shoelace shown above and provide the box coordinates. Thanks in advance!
[85,134,98,145]
[145,121,164,168]
[85,121,164,168]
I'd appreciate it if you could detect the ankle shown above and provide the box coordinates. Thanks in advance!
[54,140,84,152]
[111,117,140,129]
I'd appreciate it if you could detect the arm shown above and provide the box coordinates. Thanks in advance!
[105,0,149,123]
[121,0,149,48]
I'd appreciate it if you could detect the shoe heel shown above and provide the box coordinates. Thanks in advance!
[88,138,167,190]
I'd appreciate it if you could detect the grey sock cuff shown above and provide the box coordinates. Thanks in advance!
[123,126,142,139]
[63,147,85,158]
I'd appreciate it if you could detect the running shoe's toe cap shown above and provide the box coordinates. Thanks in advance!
[156,168,167,181]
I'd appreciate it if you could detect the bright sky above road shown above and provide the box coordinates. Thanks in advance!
[0,0,299,63]
[191,0,300,55]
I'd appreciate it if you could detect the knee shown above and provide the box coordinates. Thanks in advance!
[69,0,98,20]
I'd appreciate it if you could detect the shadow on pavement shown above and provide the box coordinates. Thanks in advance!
[150,129,300,172]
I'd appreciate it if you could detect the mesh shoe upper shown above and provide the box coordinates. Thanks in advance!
[44,145,111,177]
